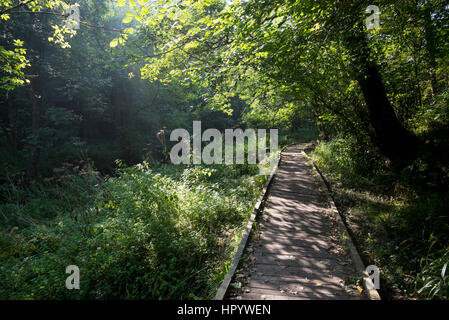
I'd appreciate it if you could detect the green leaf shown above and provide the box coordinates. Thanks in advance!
[122,16,133,24]
[109,38,119,48]
[13,39,24,47]
[140,6,149,16]
[124,28,135,34]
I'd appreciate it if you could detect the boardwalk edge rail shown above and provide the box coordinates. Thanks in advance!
[213,144,291,300]
[301,150,382,301]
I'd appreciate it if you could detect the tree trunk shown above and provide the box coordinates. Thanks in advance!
[423,6,439,96]
[355,63,418,167]
[343,29,418,169]
[26,86,41,178]
[7,95,17,152]
[311,102,329,140]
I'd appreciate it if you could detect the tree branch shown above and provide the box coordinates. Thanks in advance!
[7,10,123,32]
[0,0,33,15]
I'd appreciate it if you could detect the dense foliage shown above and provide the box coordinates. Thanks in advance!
[0,162,265,299]
[311,139,449,299]
[1,0,448,299]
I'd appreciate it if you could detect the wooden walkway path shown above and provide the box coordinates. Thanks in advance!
[236,144,362,300]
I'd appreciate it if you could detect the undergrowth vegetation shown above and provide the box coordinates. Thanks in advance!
[1,0,448,302]
[0,161,265,299]
[311,138,449,300]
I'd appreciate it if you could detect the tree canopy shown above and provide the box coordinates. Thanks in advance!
[1,0,448,300]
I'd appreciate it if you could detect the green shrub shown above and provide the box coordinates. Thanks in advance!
[311,138,449,299]
[387,193,449,250]
[415,248,449,300]
[0,161,262,299]
[311,137,386,187]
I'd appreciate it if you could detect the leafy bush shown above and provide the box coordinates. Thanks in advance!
[311,137,386,187]
[311,138,449,299]
[278,125,319,146]
[0,162,263,299]
[415,249,449,299]
[386,193,449,252]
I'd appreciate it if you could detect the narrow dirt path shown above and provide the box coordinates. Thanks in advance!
[236,144,362,300]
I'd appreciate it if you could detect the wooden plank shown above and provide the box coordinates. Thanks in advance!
[302,151,381,300]
[238,144,363,300]
[213,144,293,300]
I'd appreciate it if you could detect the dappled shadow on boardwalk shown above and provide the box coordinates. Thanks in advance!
[237,144,362,300]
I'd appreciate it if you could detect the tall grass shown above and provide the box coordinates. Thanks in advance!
[0,161,264,299]
[310,138,449,299]
[416,248,449,299]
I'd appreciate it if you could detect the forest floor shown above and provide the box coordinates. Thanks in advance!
[228,144,363,300]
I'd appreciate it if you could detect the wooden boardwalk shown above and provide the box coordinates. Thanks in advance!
[236,144,362,300]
